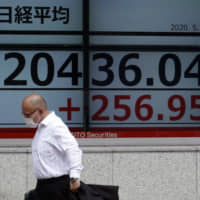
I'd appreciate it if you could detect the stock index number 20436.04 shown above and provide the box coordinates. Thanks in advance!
[2,51,200,88]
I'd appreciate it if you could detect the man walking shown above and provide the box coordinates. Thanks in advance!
[22,93,83,200]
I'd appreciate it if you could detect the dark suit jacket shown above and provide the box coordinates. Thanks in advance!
[25,182,119,200]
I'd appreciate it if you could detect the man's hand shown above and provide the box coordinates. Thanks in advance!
[70,178,80,192]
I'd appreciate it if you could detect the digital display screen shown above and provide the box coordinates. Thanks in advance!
[0,51,83,128]
[0,0,199,139]
[90,0,200,32]
[0,0,83,44]
[89,51,200,128]
[90,0,200,46]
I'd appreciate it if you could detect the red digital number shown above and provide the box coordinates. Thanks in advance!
[135,95,153,121]
[113,95,131,121]
[91,94,200,123]
[92,95,109,121]
[190,95,200,120]
[168,95,185,121]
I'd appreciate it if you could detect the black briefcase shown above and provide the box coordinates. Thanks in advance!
[24,189,39,200]
[24,182,119,200]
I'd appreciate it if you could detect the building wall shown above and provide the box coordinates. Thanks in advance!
[0,141,199,200]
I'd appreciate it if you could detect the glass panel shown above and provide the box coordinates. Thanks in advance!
[0,0,83,44]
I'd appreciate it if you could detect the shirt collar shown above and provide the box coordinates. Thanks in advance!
[39,111,54,127]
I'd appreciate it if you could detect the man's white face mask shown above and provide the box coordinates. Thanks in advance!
[24,117,39,128]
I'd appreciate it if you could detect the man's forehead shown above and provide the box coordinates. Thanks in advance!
[22,100,35,110]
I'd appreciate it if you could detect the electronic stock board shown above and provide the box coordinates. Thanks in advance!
[0,0,199,140]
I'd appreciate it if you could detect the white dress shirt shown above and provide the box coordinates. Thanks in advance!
[32,111,83,179]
